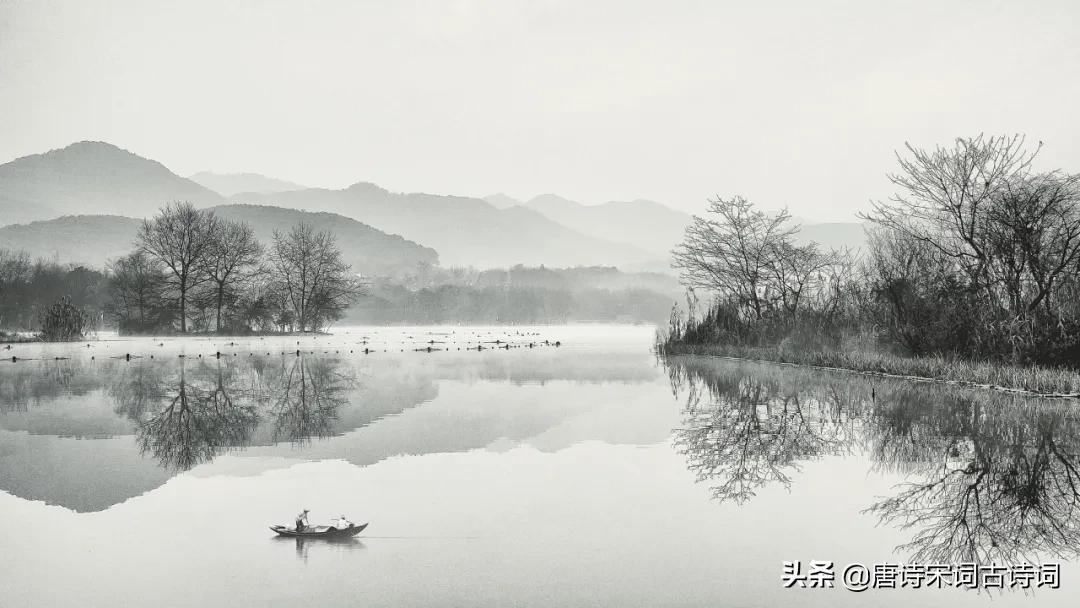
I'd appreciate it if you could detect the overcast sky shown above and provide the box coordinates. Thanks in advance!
[1,0,1078,220]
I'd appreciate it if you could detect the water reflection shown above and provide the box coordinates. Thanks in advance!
[262,357,350,445]
[0,358,102,413]
[112,357,353,471]
[0,336,662,512]
[663,355,1080,564]
[273,535,367,563]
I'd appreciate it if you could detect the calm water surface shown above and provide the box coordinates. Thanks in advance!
[1,325,1078,607]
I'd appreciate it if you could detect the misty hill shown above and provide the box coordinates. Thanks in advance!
[0,206,437,276]
[482,193,523,209]
[0,141,222,226]
[520,193,870,257]
[189,171,307,197]
[525,194,691,258]
[230,183,662,269]
[210,204,437,276]
[0,215,142,264]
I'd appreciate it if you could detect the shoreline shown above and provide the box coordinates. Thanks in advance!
[658,341,1080,399]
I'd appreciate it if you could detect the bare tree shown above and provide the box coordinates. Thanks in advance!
[0,248,33,329]
[864,135,1080,360]
[268,222,363,332]
[672,196,796,321]
[985,172,1080,317]
[862,135,1039,298]
[137,202,220,332]
[204,219,263,332]
[107,251,167,332]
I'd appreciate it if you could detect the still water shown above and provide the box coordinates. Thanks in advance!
[1,325,1078,607]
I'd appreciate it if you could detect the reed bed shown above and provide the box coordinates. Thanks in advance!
[658,341,1080,397]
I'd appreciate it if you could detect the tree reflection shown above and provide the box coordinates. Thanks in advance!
[670,358,861,504]
[110,355,353,471]
[259,357,352,445]
[0,358,104,412]
[662,354,1080,563]
[865,394,1080,563]
[113,360,259,471]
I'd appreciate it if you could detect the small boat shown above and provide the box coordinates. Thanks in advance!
[270,522,368,538]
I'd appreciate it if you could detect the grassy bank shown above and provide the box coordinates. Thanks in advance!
[658,340,1080,397]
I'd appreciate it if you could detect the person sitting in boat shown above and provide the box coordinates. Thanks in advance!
[295,509,310,532]
[336,515,352,529]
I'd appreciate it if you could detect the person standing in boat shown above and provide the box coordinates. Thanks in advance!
[295,509,310,532]
[336,515,352,529]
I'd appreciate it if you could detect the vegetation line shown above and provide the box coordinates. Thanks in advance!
[663,134,1080,395]
[659,342,1080,398]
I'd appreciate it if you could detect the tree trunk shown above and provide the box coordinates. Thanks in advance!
[216,285,224,333]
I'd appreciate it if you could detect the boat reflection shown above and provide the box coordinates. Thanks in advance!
[111,356,355,471]
[663,355,1080,564]
[272,534,366,562]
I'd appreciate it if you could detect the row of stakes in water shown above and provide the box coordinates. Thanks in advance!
[3,339,562,362]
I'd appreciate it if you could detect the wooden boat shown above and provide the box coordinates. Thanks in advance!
[270,522,368,538]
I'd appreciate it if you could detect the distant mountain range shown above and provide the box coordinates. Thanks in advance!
[0,141,222,224]
[0,142,664,269]
[0,140,867,273]
[482,193,521,209]
[213,204,437,276]
[483,193,867,257]
[188,171,307,197]
[519,194,692,258]
[0,205,437,276]
[0,215,143,264]
[229,183,664,269]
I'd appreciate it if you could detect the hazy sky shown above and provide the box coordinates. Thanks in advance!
[2,0,1079,220]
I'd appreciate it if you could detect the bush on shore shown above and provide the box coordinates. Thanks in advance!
[38,296,90,341]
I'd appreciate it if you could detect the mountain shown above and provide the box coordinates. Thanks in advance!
[189,171,307,197]
[229,183,662,269]
[210,204,437,276]
[0,215,142,265]
[0,141,222,226]
[522,192,868,258]
[524,194,692,258]
[482,193,523,209]
[0,206,437,276]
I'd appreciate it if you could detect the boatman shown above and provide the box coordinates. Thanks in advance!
[295,509,310,532]
[336,515,352,529]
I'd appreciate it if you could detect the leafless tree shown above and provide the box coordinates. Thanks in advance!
[0,248,33,329]
[268,222,363,332]
[137,202,220,332]
[203,219,263,332]
[671,196,853,349]
[672,196,797,321]
[863,135,1080,360]
[863,134,1040,295]
[107,251,167,332]
[0,248,32,284]
[985,172,1080,317]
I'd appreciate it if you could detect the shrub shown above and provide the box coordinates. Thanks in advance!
[39,296,90,341]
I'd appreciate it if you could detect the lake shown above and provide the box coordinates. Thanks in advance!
[1,325,1078,607]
